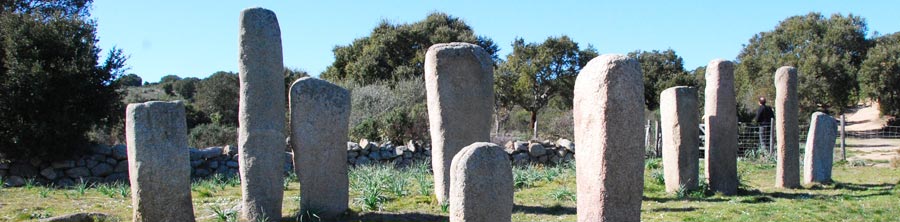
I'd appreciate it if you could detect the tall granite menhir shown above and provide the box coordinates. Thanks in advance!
[661,86,699,193]
[775,66,800,188]
[574,54,645,221]
[238,7,285,221]
[449,143,513,222]
[804,112,837,184]
[125,101,194,222]
[704,59,738,195]
[425,42,494,204]
[290,77,350,218]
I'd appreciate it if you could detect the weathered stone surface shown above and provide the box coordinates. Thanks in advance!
[51,160,76,169]
[238,7,285,222]
[65,167,91,178]
[289,77,350,218]
[112,145,128,160]
[775,66,800,188]
[449,142,513,222]
[703,59,739,195]
[574,54,645,221]
[91,145,113,156]
[5,176,25,187]
[40,168,58,180]
[125,101,194,221]
[804,112,837,184]
[425,42,494,203]
[10,162,38,178]
[557,138,575,152]
[91,163,113,177]
[528,143,546,157]
[661,86,699,193]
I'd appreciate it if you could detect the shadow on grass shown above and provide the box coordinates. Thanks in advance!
[334,211,449,222]
[513,204,576,216]
[649,207,698,212]
[643,195,729,203]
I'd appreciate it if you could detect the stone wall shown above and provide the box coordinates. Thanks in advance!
[0,138,575,187]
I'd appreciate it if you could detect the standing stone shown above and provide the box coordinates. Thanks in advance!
[775,66,800,188]
[704,59,739,195]
[804,112,837,184]
[424,42,493,203]
[125,101,194,222]
[449,142,513,222]
[289,77,350,218]
[238,7,284,221]
[574,54,645,221]
[661,86,699,193]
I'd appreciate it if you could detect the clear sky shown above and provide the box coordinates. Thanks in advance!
[93,0,899,82]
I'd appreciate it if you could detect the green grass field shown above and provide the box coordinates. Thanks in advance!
[1,158,898,221]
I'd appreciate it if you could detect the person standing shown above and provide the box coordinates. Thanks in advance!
[755,97,775,150]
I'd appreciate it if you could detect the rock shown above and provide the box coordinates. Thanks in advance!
[425,42,494,204]
[112,144,128,160]
[208,161,219,169]
[528,143,546,157]
[223,145,238,156]
[10,162,38,178]
[775,66,800,189]
[38,212,113,222]
[86,160,98,169]
[406,140,419,152]
[190,160,203,168]
[196,147,224,160]
[4,176,25,187]
[195,168,211,177]
[541,140,555,148]
[226,161,239,168]
[449,142,513,222]
[380,150,395,159]
[556,138,575,152]
[574,54,645,221]
[359,139,376,151]
[556,148,568,157]
[347,142,360,151]
[359,148,370,156]
[564,153,574,162]
[105,158,117,165]
[660,86,700,193]
[368,151,382,161]
[289,77,351,219]
[40,168,58,180]
[114,160,128,173]
[512,153,530,166]
[703,59,739,195]
[348,151,359,159]
[503,141,517,154]
[355,156,371,165]
[65,167,91,178]
[55,178,75,188]
[380,142,394,151]
[804,112,838,184]
[91,144,113,155]
[125,101,194,221]
[105,173,128,183]
[514,141,528,152]
[538,155,548,163]
[395,146,408,157]
[51,160,76,169]
[403,150,413,159]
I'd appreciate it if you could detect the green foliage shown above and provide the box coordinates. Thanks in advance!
[194,71,240,126]
[859,32,900,116]
[627,49,697,110]
[322,12,498,83]
[173,77,200,100]
[114,73,142,87]
[736,12,870,115]
[495,36,597,137]
[189,123,236,148]
[347,77,427,142]
[0,4,127,160]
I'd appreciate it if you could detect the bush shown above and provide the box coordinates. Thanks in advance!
[0,10,126,160]
[350,117,379,142]
[194,72,240,126]
[346,77,428,142]
[189,123,237,148]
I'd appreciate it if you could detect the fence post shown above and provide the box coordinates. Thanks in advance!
[645,120,651,154]
[840,114,846,161]
[769,118,775,154]
[656,120,662,157]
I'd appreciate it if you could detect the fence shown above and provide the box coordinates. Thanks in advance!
[644,114,900,158]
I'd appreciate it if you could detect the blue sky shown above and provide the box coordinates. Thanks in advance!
[93,1,899,82]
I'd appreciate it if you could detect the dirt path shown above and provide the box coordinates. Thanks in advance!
[844,138,900,167]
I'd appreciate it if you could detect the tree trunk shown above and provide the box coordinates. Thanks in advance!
[530,111,538,139]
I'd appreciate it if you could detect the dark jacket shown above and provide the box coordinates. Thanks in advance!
[755,104,774,124]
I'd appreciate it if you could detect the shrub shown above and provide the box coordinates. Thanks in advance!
[194,72,240,126]
[347,77,427,142]
[189,123,237,148]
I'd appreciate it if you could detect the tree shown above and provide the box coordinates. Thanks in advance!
[627,49,696,110]
[321,12,499,83]
[194,71,239,126]
[496,36,597,138]
[173,77,200,100]
[735,12,869,115]
[115,73,142,87]
[859,32,900,116]
[0,0,127,160]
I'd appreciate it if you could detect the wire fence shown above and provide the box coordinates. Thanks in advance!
[644,115,900,158]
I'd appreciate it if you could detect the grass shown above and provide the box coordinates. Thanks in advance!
[0,159,898,221]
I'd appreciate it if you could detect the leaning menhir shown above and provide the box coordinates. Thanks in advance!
[804,112,837,184]
[424,42,494,204]
[290,77,351,218]
[125,101,195,222]
[574,54,645,221]
[238,7,285,221]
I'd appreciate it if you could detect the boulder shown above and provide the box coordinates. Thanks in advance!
[40,168,58,180]
[556,138,575,152]
[91,145,113,155]
[38,212,113,222]
[4,176,25,187]
[111,144,128,160]
[51,160,76,169]
[65,167,91,178]
[91,163,114,177]
[528,143,546,157]
[10,162,38,178]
